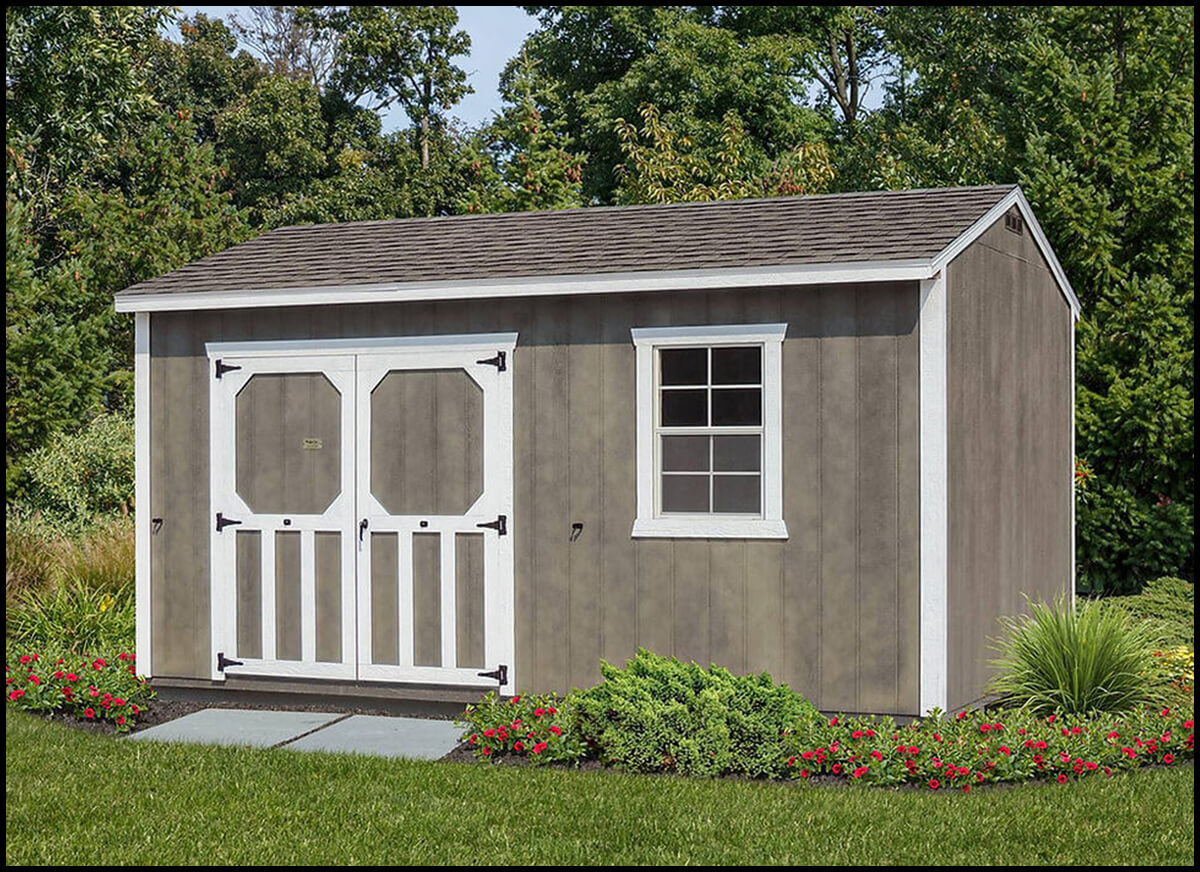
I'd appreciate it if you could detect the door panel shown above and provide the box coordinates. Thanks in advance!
[210,337,515,688]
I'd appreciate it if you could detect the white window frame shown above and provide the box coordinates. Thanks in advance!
[631,323,788,539]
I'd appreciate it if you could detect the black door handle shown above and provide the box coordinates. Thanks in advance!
[359,518,369,542]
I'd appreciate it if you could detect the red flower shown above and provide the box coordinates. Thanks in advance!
[831,763,842,774]
[1185,720,1194,730]
[28,674,40,686]
[66,673,78,682]
[928,778,940,790]
[548,707,557,715]
[1160,708,1170,718]
[865,729,876,738]
[1106,731,1120,740]
[870,750,883,761]
[788,756,796,767]
[998,746,1011,756]
[18,656,30,665]
[908,745,920,755]
[84,707,96,719]
[852,730,864,739]
[1103,767,1112,777]
[956,711,968,721]
[800,769,810,778]
[801,751,815,760]
[92,659,106,670]
[8,689,24,701]
[533,708,546,717]
[1085,761,1097,771]
[54,671,65,679]
[89,687,99,698]
[532,742,548,754]
[1047,714,1056,723]
[514,741,525,753]
[117,716,126,725]
[1057,774,1068,784]
[992,723,1004,732]
[933,733,943,742]
[549,725,562,736]
[469,734,478,744]
[829,717,839,726]
[852,766,869,778]
[483,728,496,738]
[510,695,521,704]
[962,784,971,793]
[980,723,992,733]
[1163,754,1175,765]
[482,747,491,756]
[114,698,125,706]
[131,704,139,714]
[1070,726,1082,735]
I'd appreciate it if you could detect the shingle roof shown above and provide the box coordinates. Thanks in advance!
[116,185,1016,298]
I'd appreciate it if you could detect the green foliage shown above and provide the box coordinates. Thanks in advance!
[465,52,585,214]
[572,648,816,777]
[5,647,151,731]
[457,691,585,764]
[989,597,1168,714]
[21,414,134,530]
[5,512,60,601]
[614,103,834,204]
[7,582,135,655]
[1098,577,1194,649]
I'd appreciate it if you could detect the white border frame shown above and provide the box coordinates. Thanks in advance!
[115,188,1079,321]
[134,313,152,677]
[918,272,949,714]
[630,324,788,539]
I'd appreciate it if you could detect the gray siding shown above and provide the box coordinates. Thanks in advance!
[149,282,922,713]
[946,218,1074,710]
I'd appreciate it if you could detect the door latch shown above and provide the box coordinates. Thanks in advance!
[475,351,507,372]
[477,664,508,686]
[476,514,507,536]
[359,518,369,542]
[215,512,243,532]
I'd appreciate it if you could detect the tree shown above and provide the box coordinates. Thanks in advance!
[230,5,339,89]
[325,6,471,169]
[464,52,585,214]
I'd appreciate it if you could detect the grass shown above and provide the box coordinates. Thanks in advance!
[5,712,1194,865]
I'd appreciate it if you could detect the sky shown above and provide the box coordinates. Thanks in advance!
[172,6,538,129]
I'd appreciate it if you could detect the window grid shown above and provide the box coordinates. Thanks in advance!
[656,345,764,517]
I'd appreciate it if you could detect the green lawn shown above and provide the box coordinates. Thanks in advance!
[5,712,1194,865]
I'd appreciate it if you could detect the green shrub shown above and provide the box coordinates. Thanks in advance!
[1098,577,1194,648]
[990,597,1168,714]
[5,645,152,732]
[49,516,134,595]
[22,413,134,531]
[5,512,59,602]
[457,691,585,764]
[571,648,816,777]
[7,580,135,653]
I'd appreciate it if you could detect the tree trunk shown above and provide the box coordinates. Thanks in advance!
[420,112,430,170]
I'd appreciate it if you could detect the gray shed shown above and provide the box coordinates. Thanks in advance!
[115,184,1079,715]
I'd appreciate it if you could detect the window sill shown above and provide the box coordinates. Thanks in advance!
[631,518,789,540]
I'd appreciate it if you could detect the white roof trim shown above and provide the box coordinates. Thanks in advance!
[114,260,933,313]
[113,187,1079,317]
[932,187,1081,319]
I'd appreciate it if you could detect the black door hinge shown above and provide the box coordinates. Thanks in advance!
[217,652,243,672]
[214,359,242,379]
[475,351,507,372]
[215,512,243,532]
[476,514,507,536]
[477,664,508,686]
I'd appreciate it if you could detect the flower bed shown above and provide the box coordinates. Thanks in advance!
[5,648,153,732]
[459,691,585,763]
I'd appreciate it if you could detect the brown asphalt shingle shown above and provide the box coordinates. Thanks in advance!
[116,185,1015,298]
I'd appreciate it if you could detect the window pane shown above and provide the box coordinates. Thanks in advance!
[660,348,707,386]
[661,389,707,426]
[662,474,709,512]
[711,388,761,426]
[662,435,709,472]
[712,346,761,385]
[713,435,760,472]
[713,475,760,514]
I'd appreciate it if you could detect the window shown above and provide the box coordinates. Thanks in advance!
[631,324,788,538]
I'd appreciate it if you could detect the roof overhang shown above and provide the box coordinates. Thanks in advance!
[113,186,1080,319]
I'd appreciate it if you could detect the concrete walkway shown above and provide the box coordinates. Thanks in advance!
[127,709,461,760]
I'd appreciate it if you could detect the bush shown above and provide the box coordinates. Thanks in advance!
[457,691,585,764]
[5,646,152,732]
[781,706,1194,790]
[7,581,135,653]
[22,413,134,531]
[571,648,816,777]
[990,597,1168,714]
[5,512,59,602]
[1098,577,1194,648]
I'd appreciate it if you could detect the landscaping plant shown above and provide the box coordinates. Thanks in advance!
[989,596,1168,714]
[5,646,153,732]
[571,648,817,777]
[7,580,135,654]
[1098,576,1194,648]
[458,691,584,764]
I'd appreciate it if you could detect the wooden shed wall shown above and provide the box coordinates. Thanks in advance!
[150,282,922,714]
[946,218,1074,710]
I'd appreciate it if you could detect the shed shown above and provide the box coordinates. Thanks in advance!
[115,184,1079,715]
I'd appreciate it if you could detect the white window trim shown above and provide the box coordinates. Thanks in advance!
[631,323,788,539]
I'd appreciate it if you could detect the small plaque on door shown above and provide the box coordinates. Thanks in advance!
[302,438,323,450]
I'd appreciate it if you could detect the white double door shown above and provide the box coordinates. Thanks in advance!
[207,335,516,688]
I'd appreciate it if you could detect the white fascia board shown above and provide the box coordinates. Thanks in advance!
[205,332,519,360]
[932,186,1081,320]
[114,260,935,313]
[134,312,152,678]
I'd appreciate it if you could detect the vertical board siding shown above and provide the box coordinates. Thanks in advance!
[235,531,262,660]
[947,221,1073,710]
[412,532,442,667]
[274,531,302,661]
[150,281,921,713]
[314,531,342,663]
[455,533,486,669]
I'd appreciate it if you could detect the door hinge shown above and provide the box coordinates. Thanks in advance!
[477,664,508,687]
[215,512,243,532]
[475,351,507,372]
[217,652,243,672]
[476,514,507,536]
[214,359,242,379]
